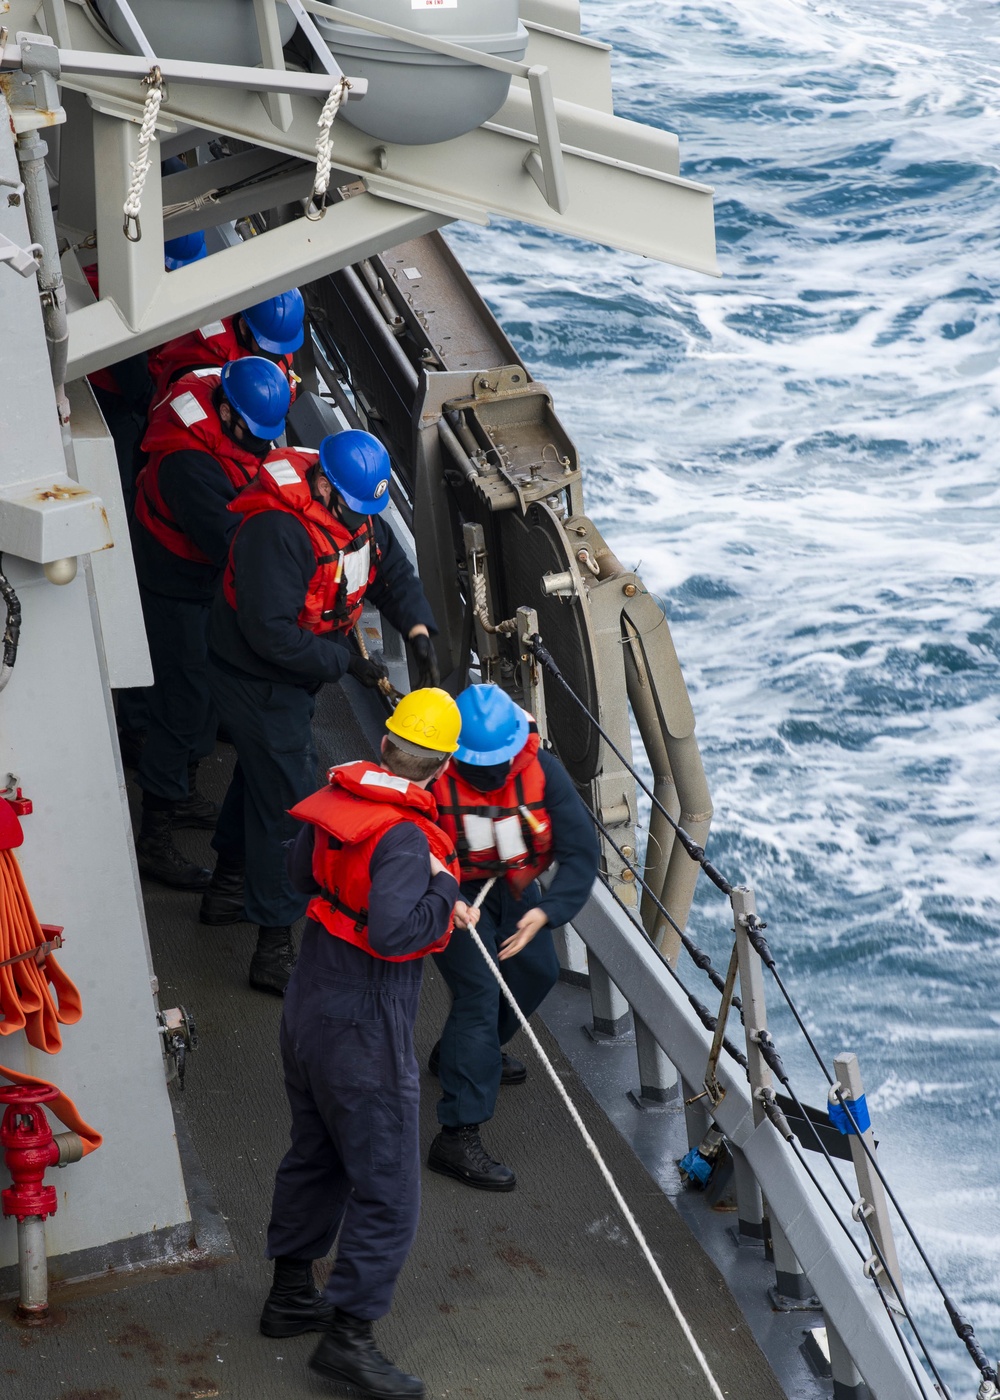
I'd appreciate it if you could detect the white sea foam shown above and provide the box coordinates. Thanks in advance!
[447,0,1000,1382]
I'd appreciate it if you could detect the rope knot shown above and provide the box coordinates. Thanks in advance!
[122,66,164,242]
[306,77,351,221]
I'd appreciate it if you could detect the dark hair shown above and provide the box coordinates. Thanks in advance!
[382,737,445,783]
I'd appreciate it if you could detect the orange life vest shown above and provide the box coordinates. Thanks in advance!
[147,316,296,403]
[290,761,459,962]
[133,370,262,564]
[222,448,379,634]
[432,734,554,895]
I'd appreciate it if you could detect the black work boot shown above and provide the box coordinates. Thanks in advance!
[309,1309,425,1398]
[259,1257,333,1338]
[249,926,296,996]
[171,762,220,831]
[428,1040,526,1086]
[199,856,246,925]
[136,802,211,890]
[427,1125,516,1191]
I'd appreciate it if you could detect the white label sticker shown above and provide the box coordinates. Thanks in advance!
[198,321,227,340]
[493,814,529,863]
[361,769,410,794]
[462,815,496,853]
[412,0,457,7]
[171,391,208,428]
[403,267,422,280]
[267,463,301,489]
[342,542,370,595]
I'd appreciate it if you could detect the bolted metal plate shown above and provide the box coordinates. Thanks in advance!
[496,501,601,783]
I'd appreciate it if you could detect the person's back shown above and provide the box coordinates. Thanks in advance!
[260,691,477,1399]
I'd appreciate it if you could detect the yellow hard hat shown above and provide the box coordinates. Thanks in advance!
[385,687,461,755]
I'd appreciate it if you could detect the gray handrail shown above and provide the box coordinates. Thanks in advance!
[290,0,569,212]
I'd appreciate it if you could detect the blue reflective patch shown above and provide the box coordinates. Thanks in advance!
[679,1147,713,1186]
[828,1093,871,1136]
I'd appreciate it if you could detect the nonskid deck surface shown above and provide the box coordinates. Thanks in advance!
[5,685,784,1400]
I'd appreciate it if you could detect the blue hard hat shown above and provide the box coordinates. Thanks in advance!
[318,431,391,515]
[220,356,290,440]
[163,231,207,270]
[454,685,529,766]
[242,289,305,355]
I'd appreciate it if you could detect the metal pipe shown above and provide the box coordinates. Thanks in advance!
[16,1216,48,1322]
[438,418,480,484]
[339,265,418,389]
[0,45,368,99]
[621,615,681,952]
[16,129,70,426]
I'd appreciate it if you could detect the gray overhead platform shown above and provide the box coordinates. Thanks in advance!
[3,684,784,1400]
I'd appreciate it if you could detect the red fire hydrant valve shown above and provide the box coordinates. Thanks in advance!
[0,1086,60,1223]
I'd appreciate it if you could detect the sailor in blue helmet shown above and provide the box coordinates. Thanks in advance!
[162,230,208,270]
[149,286,305,400]
[204,428,441,995]
[427,683,599,1189]
[130,356,290,891]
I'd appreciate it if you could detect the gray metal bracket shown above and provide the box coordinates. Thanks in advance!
[0,230,42,277]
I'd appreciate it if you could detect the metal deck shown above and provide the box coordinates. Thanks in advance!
[1,683,785,1400]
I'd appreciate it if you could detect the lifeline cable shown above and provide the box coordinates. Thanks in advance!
[743,910,999,1392]
[528,635,996,1393]
[526,634,733,896]
[460,877,727,1400]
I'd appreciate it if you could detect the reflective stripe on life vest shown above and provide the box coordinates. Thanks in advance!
[432,733,553,894]
[222,447,379,634]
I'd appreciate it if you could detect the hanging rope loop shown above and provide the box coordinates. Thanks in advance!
[122,65,164,242]
[305,77,351,221]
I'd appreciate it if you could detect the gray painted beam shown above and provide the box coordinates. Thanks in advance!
[66,195,445,379]
[34,0,714,275]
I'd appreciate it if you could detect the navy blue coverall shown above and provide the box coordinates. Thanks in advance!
[131,444,249,804]
[207,511,436,928]
[266,820,458,1318]
[434,749,599,1128]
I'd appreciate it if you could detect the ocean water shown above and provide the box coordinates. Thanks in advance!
[446,0,1000,1390]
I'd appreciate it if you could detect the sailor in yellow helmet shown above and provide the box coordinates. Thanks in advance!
[259,689,477,1399]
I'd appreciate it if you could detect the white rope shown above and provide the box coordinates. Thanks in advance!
[306,77,351,221]
[122,68,163,242]
[460,875,727,1400]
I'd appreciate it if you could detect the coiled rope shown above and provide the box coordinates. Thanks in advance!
[461,877,726,1400]
[122,67,163,242]
[306,77,352,221]
[0,835,101,1154]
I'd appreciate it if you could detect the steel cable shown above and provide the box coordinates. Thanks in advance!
[526,628,996,1390]
[526,636,733,895]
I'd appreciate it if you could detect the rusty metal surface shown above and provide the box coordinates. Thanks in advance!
[0,684,784,1400]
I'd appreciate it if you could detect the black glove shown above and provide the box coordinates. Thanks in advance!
[347,653,388,690]
[408,631,440,687]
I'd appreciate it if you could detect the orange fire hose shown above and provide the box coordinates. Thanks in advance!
[0,844,101,1154]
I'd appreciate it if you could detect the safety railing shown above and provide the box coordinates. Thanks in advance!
[526,635,1000,1400]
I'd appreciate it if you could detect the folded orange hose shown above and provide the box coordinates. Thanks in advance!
[0,847,101,1154]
